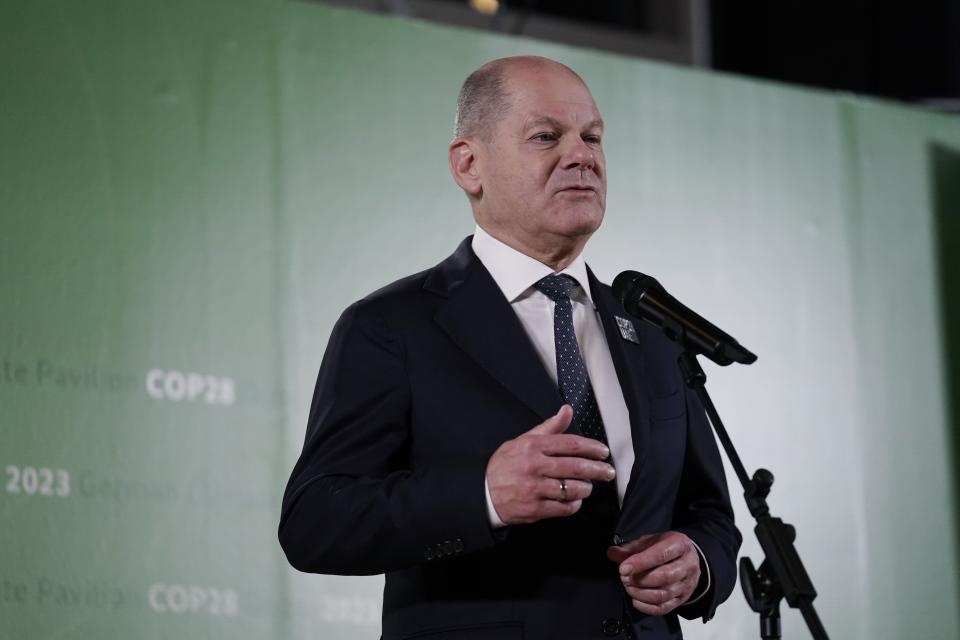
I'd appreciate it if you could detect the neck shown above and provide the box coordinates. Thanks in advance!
[479,225,587,272]
[531,244,583,272]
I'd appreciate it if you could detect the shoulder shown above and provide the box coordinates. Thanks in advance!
[360,267,434,307]
[333,268,430,339]
[338,236,475,331]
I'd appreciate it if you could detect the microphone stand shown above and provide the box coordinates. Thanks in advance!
[677,351,830,640]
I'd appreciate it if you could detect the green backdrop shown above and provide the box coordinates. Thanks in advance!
[2,1,959,638]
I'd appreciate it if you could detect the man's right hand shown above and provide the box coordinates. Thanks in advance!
[486,405,616,525]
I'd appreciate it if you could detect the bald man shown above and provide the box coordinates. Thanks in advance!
[280,56,740,640]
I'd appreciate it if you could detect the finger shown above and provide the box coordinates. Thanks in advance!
[537,477,592,501]
[630,596,684,617]
[618,538,690,576]
[536,498,583,519]
[607,546,629,564]
[527,405,573,436]
[540,433,611,460]
[623,585,682,607]
[606,533,659,564]
[623,560,696,589]
[607,537,657,564]
[541,456,615,483]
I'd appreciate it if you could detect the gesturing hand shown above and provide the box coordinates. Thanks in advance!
[486,405,615,525]
[607,531,702,616]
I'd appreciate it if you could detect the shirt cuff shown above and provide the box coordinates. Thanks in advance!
[682,538,712,606]
[484,477,507,529]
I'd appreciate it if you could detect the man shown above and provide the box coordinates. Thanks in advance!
[279,56,740,639]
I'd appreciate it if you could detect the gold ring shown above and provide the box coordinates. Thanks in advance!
[560,479,568,502]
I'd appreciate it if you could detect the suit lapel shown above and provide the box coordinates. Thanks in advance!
[429,238,563,424]
[588,267,651,506]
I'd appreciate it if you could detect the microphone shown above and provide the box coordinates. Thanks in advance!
[612,270,757,366]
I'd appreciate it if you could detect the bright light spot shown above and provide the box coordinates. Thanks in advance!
[469,0,499,16]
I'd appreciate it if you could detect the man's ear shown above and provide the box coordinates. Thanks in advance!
[448,138,482,197]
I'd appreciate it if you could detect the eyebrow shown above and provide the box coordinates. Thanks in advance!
[525,115,604,131]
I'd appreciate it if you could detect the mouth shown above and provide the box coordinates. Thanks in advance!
[557,185,598,196]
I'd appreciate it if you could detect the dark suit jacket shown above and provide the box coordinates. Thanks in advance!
[279,237,741,640]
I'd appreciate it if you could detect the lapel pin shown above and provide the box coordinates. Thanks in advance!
[615,316,640,344]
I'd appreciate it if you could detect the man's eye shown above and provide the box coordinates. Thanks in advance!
[584,135,602,145]
[532,132,558,142]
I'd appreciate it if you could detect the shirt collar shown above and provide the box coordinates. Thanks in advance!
[471,225,594,305]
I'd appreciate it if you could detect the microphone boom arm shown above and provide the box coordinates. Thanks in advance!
[677,350,829,640]
[612,270,827,638]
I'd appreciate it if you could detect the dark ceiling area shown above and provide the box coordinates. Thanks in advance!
[316,0,960,112]
[710,2,960,109]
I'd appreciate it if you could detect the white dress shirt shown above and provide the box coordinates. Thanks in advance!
[472,226,635,525]
[471,225,711,605]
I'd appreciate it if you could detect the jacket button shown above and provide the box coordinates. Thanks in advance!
[612,533,624,546]
[601,618,622,636]
[454,538,464,553]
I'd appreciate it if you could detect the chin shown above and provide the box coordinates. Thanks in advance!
[553,205,604,236]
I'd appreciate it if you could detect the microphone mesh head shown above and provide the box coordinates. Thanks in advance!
[613,270,662,304]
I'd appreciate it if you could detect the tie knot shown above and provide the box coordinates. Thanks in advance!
[534,274,577,302]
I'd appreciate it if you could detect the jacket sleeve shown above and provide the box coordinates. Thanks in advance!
[278,300,500,575]
[673,385,743,622]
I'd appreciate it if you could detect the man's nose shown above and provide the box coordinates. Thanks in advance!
[562,136,596,172]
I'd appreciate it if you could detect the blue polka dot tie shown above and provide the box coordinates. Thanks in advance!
[534,275,609,445]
